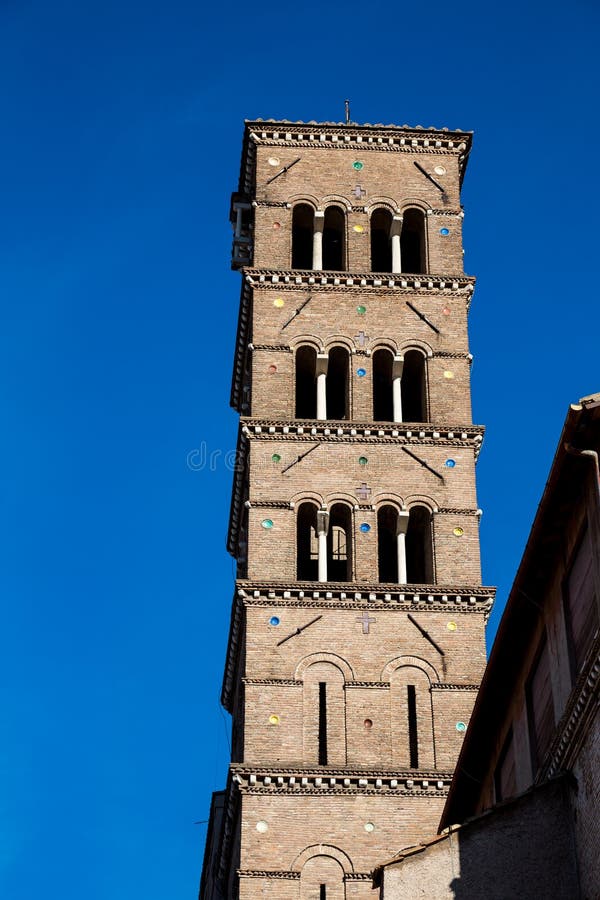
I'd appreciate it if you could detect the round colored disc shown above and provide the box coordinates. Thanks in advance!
[356,305,367,315]
[447,621,457,631]
[261,519,274,529]
[357,368,366,377]
[443,370,454,380]
[352,161,364,170]
[353,225,364,233]
[358,456,368,466]
[440,227,450,236]
[445,459,456,468]
[359,523,371,532]
[456,722,466,732]
[271,453,281,463]
[268,365,277,374]
[453,527,464,537]
[269,616,280,626]
[273,298,284,308]
[268,715,280,726]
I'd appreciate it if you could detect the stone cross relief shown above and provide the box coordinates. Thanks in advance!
[352,185,366,199]
[357,483,372,502]
[356,611,377,634]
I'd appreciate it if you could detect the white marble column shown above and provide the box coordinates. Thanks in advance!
[317,510,329,582]
[391,215,403,274]
[396,511,410,584]
[313,211,325,270]
[392,355,404,423]
[316,353,329,420]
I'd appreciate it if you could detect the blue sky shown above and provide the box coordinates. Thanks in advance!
[1,1,598,897]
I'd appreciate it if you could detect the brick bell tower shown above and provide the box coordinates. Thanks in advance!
[200,117,495,899]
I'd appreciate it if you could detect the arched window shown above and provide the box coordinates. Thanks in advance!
[300,855,345,900]
[373,348,394,422]
[326,347,349,420]
[401,208,426,274]
[292,204,315,269]
[390,665,435,768]
[406,505,434,584]
[297,501,319,581]
[322,206,345,271]
[296,346,317,418]
[401,350,427,422]
[302,661,347,766]
[378,505,399,582]
[370,208,393,272]
[328,503,352,582]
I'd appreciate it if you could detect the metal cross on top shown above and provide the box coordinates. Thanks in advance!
[357,483,372,501]
[356,611,376,634]
[354,330,369,347]
[353,185,366,199]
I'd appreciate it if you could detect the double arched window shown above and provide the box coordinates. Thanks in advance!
[377,504,434,584]
[369,206,427,274]
[292,204,346,271]
[372,347,428,423]
[295,345,350,420]
[297,502,353,582]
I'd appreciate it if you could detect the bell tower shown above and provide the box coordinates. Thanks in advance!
[201,118,495,899]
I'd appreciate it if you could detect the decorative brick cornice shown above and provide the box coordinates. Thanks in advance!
[231,764,453,796]
[543,638,600,779]
[431,208,464,217]
[239,581,494,606]
[243,678,480,691]
[249,500,290,509]
[238,870,373,882]
[345,872,375,882]
[244,268,475,294]
[252,343,292,353]
[436,507,482,516]
[241,418,484,443]
[239,869,300,880]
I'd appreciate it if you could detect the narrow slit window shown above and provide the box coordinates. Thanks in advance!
[320,887,327,900]
[407,684,419,768]
[319,682,328,765]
